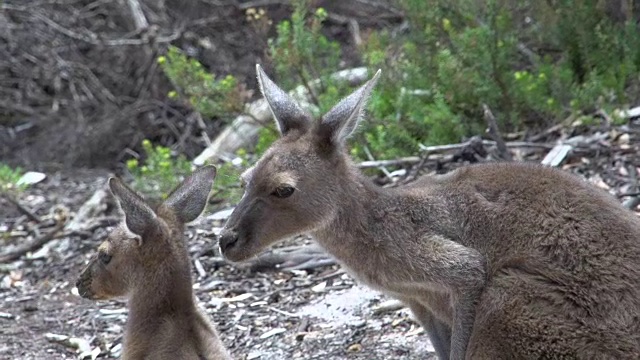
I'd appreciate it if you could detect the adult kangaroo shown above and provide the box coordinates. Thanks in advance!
[218,65,640,359]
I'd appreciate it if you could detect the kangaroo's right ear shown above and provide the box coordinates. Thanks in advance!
[256,64,311,136]
[164,165,217,224]
[108,178,157,237]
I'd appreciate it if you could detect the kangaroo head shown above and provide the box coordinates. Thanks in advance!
[76,166,217,300]
[219,65,381,262]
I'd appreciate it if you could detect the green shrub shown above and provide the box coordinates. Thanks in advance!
[126,139,192,199]
[268,0,342,102]
[158,46,243,119]
[153,0,640,166]
[0,163,26,193]
[211,160,244,205]
[356,0,640,159]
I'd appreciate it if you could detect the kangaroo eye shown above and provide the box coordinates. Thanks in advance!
[272,186,295,198]
[99,252,112,265]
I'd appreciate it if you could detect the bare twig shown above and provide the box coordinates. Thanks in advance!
[483,104,512,161]
[234,0,288,10]
[125,0,149,31]
[363,145,393,180]
[372,299,405,315]
[359,139,553,169]
[358,157,422,169]
[622,166,640,210]
[1,193,42,223]
[31,12,181,46]
[420,140,551,153]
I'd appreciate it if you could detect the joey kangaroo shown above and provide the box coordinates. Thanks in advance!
[218,65,640,359]
[76,166,231,360]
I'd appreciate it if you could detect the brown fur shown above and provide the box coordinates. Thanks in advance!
[218,66,640,360]
[76,166,231,360]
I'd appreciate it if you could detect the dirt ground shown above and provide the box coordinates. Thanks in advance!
[3,119,640,359]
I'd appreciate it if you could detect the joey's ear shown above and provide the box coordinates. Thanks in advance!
[256,64,310,136]
[108,177,157,237]
[163,165,216,224]
[317,69,381,146]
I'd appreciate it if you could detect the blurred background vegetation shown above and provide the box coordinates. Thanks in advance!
[1,0,639,200]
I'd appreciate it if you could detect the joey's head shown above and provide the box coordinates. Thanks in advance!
[75,166,217,300]
[219,65,381,262]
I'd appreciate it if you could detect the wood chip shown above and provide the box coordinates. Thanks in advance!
[259,327,287,339]
[541,144,572,167]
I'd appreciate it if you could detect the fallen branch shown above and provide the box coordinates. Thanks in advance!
[244,243,336,272]
[358,156,422,169]
[358,139,553,169]
[1,192,42,223]
[0,221,64,263]
[65,186,111,232]
[125,0,149,31]
[372,299,405,315]
[622,166,640,210]
[483,104,512,161]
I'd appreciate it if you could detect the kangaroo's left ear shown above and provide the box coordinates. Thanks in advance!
[108,177,157,237]
[163,165,217,224]
[316,69,381,147]
[257,64,312,136]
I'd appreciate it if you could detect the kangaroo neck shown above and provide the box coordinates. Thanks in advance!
[125,266,196,338]
[312,170,390,250]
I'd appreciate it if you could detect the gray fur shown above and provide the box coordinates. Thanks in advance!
[320,69,381,144]
[219,67,640,360]
[165,165,217,223]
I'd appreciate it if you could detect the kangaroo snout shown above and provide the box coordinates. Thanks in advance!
[218,229,240,252]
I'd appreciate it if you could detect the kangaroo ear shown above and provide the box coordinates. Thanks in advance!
[317,69,381,146]
[164,165,217,224]
[108,177,157,237]
[256,64,310,136]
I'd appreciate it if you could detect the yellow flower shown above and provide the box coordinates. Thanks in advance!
[442,18,452,32]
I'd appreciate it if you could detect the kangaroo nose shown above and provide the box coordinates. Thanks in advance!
[219,229,239,251]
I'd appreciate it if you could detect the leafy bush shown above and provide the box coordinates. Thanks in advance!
[158,46,243,119]
[211,159,245,204]
[356,0,640,158]
[126,139,192,199]
[268,0,341,102]
[0,163,26,193]
[153,0,640,165]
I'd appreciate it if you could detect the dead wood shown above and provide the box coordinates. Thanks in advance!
[65,186,111,232]
[244,243,336,272]
[1,192,42,223]
[0,221,65,264]
[483,104,512,161]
